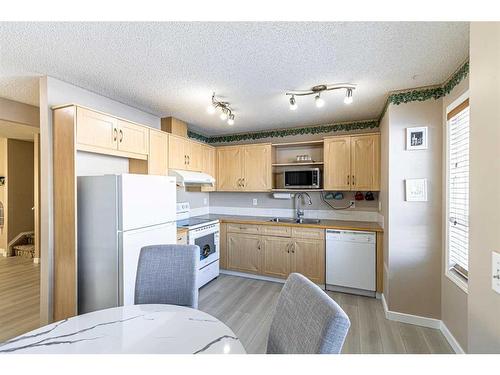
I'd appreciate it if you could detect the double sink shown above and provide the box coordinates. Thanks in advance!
[269,217,321,224]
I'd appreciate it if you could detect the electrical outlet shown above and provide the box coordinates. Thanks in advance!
[349,200,355,209]
[492,251,500,294]
[252,198,258,206]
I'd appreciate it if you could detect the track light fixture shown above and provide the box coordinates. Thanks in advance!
[286,83,356,110]
[315,93,325,108]
[207,92,235,126]
[227,114,235,126]
[344,88,353,104]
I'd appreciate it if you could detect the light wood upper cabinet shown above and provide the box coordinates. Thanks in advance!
[116,120,149,156]
[350,134,380,191]
[189,141,204,172]
[217,146,243,191]
[201,145,216,176]
[324,133,380,191]
[261,236,291,279]
[148,129,169,175]
[201,145,217,191]
[323,136,351,191]
[217,143,271,192]
[168,135,191,170]
[76,107,148,159]
[168,134,208,172]
[242,144,272,191]
[227,233,262,274]
[76,107,118,151]
[291,238,325,284]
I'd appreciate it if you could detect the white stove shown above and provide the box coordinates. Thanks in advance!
[176,202,220,287]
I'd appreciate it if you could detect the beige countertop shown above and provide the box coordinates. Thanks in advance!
[194,214,383,233]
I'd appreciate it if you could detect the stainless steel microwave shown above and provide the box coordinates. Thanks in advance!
[275,168,321,189]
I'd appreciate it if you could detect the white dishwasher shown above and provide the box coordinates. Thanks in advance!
[326,230,376,297]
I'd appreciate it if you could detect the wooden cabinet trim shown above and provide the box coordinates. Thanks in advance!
[291,227,325,240]
[226,223,261,234]
[261,225,291,237]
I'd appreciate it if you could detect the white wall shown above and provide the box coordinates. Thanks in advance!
[383,98,444,319]
[39,76,162,324]
[468,22,500,353]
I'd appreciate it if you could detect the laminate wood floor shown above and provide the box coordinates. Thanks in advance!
[0,256,40,343]
[199,274,454,354]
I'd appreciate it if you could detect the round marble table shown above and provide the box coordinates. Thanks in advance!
[0,304,246,354]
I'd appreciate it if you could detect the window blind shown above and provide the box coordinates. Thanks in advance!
[447,101,469,278]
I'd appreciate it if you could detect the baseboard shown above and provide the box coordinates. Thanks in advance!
[440,322,466,354]
[381,294,465,353]
[381,294,441,329]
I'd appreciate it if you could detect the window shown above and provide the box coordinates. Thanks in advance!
[446,96,469,290]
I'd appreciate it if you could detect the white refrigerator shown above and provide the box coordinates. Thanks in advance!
[77,174,177,314]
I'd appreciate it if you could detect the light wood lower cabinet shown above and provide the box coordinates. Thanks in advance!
[227,232,262,274]
[224,224,325,284]
[261,236,291,279]
[291,239,325,284]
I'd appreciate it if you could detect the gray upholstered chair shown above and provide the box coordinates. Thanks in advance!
[134,244,199,309]
[266,273,351,354]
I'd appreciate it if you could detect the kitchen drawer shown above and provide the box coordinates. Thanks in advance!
[261,225,291,237]
[226,223,261,235]
[177,229,188,245]
[291,227,325,240]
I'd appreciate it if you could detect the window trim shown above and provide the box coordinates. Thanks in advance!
[444,90,470,294]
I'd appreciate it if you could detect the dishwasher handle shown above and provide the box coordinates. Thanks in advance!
[326,229,376,243]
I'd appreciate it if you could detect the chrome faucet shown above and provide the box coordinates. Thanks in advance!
[295,192,312,222]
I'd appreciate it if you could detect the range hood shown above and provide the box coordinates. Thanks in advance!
[169,169,215,187]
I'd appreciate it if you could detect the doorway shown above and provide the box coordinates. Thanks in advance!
[0,120,40,342]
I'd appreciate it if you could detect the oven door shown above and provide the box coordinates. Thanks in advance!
[188,223,220,268]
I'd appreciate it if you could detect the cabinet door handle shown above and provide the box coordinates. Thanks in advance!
[257,241,261,250]
[291,243,295,254]
[184,155,187,165]
[286,243,290,254]
[242,178,245,187]
[119,129,123,142]
[187,155,190,165]
[113,128,117,141]
[347,175,350,185]
[352,175,355,186]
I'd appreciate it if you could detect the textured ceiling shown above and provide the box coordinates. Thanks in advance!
[0,22,469,135]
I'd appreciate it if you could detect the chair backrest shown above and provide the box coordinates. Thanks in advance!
[266,273,351,354]
[134,244,199,308]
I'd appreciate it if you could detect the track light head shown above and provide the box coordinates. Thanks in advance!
[220,110,228,121]
[315,93,325,108]
[227,114,235,125]
[344,88,353,104]
[289,95,297,110]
